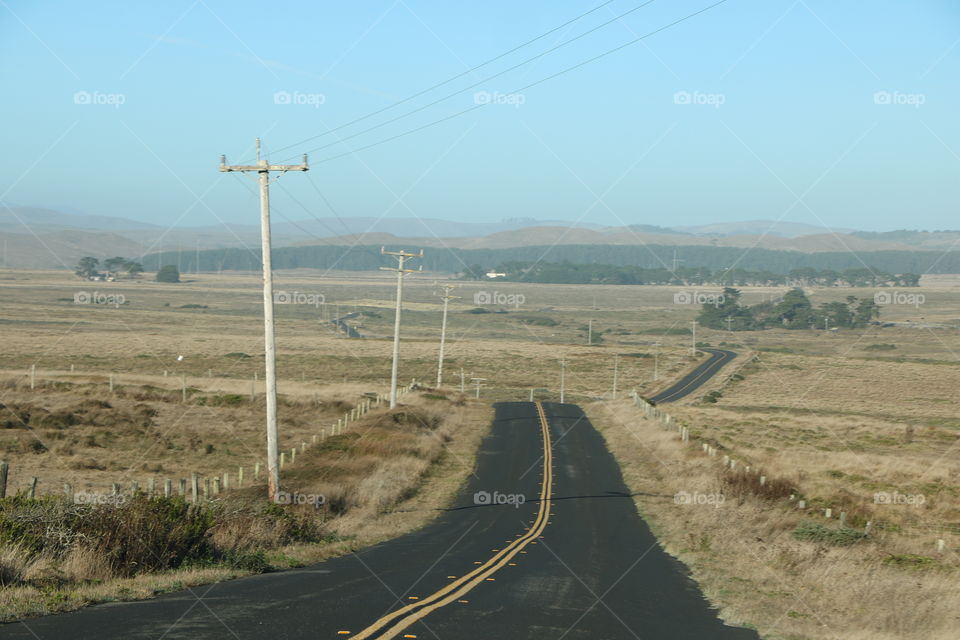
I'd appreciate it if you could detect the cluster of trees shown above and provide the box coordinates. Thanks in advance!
[697,288,880,331]
[74,257,180,283]
[473,261,920,288]
[75,256,143,279]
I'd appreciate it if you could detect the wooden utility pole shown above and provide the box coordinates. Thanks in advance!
[470,377,486,399]
[560,358,566,404]
[691,320,698,356]
[220,138,308,502]
[435,283,459,388]
[612,353,619,399]
[654,342,660,381]
[380,248,423,408]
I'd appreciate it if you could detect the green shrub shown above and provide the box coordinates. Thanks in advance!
[510,315,558,327]
[791,521,866,546]
[882,554,937,570]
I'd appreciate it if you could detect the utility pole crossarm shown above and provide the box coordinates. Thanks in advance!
[219,142,308,173]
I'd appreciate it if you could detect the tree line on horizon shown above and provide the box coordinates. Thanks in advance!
[472,262,920,288]
[137,242,960,276]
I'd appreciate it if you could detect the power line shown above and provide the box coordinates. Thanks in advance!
[281,0,659,161]
[309,0,729,165]
[270,0,619,157]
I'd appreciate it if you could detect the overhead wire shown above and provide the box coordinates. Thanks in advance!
[309,0,729,165]
[279,0,660,161]
[270,0,620,157]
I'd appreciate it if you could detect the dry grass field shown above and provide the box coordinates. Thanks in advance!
[588,321,960,639]
[1,268,959,635]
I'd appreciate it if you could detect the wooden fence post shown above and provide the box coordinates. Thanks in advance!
[164,479,172,498]
[191,473,199,503]
[28,477,38,498]
[0,461,8,499]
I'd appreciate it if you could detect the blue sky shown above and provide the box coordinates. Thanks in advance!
[1,0,958,232]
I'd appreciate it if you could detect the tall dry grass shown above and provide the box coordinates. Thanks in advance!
[0,392,491,622]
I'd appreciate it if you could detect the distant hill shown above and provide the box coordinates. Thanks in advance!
[850,229,960,249]
[1,205,957,271]
[673,220,856,238]
[0,207,161,232]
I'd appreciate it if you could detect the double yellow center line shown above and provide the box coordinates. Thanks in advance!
[348,402,554,639]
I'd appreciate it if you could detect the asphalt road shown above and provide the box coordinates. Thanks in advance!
[649,348,737,404]
[4,397,756,639]
[331,312,363,338]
